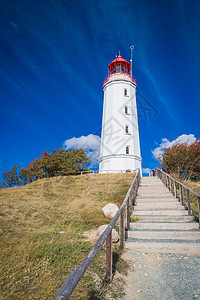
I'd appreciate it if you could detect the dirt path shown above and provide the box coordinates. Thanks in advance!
[119,251,200,300]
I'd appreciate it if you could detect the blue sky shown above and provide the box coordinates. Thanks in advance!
[0,0,200,177]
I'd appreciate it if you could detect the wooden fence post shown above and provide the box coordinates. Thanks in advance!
[168,177,170,191]
[126,197,130,230]
[119,208,125,249]
[106,232,112,283]
[171,179,173,193]
[161,172,163,183]
[174,180,177,198]
[130,190,134,212]
[167,176,170,190]
[197,196,200,228]
[180,184,184,206]
[187,189,191,215]
[134,182,137,201]
[170,178,173,193]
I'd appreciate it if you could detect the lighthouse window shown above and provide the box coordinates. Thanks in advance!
[125,106,128,114]
[125,125,129,134]
[116,64,120,73]
[112,65,116,73]
[124,88,128,96]
[126,146,130,154]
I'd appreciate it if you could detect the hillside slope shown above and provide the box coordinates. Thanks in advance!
[0,173,135,299]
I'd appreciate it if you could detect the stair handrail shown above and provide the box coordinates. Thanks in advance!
[56,169,140,300]
[156,167,200,228]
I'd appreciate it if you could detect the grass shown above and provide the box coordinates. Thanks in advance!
[169,174,200,219]
[0,173,135,299]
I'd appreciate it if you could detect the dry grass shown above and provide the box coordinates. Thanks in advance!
[0,173,135,299]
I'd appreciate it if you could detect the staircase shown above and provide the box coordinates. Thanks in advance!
[126,176,200,254]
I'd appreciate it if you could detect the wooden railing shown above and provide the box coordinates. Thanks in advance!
[156,168,200,228]
[56,169,140,300]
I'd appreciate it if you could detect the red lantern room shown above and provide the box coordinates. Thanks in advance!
[108,54,131,75]
[103,52,137,86]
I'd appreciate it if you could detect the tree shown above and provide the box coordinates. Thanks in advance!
[159,139,200,181]
[27,158,44,183]
[2,166,19,187]
[18,167,29,186]
[1,148,91,188]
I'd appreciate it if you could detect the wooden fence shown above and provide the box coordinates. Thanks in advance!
[55,169,140,299]
[79,169,137,175]
[156,168,200,228]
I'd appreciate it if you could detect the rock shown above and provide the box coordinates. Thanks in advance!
[102,203,119,218]
[96,225,119,242]
[32,212,39,217]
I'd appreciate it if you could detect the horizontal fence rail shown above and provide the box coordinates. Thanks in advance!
[156,168,200,228]
[56,169,140,300]
[79,169,137,175]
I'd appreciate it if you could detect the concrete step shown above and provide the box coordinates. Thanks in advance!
[141,180,162,184]
[133,215,195,222]
[140,182,165,185]
[134,204,185,211]
[125,241,200,254]
[130,222,200,230]
[128,230,200,240]
[140,181,167,188]
[139,188,171,192]
[139,186,169,190]
[134,210,189,216]
[139,185,170,188]
[138,192,172,196]
[137,195,175,199]
[135,203,181,207]
[136,201,181,205]
[140,184,165,187]
[129,176,199,255]
[138,192,173,196]
[139,191,170,195]
[136,198,177,202]
[141,177,160,180]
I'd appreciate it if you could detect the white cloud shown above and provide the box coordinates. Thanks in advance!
[152,134,197,159]
[142,168,151,174]
[64,134,101,166]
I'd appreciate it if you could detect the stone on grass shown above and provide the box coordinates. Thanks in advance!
[102,203,119,218]
[97,225,119,243]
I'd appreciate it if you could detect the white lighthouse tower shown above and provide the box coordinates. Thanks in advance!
[99,52,142,174]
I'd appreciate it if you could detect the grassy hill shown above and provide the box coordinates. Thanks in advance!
[0,173,135,299]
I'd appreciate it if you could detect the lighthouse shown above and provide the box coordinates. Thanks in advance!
[99,52,142,174]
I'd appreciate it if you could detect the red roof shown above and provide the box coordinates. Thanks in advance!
[108,54,131,73]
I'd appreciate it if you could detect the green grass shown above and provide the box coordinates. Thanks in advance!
[0,173,134,299]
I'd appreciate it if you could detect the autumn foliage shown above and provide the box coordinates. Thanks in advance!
[159,139,200,181]
[1,148,90,188]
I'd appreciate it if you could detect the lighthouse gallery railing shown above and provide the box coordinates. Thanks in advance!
[56,169,140,299]
[103,73,137,86]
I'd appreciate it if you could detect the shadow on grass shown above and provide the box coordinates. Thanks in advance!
[87,248,127,299]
